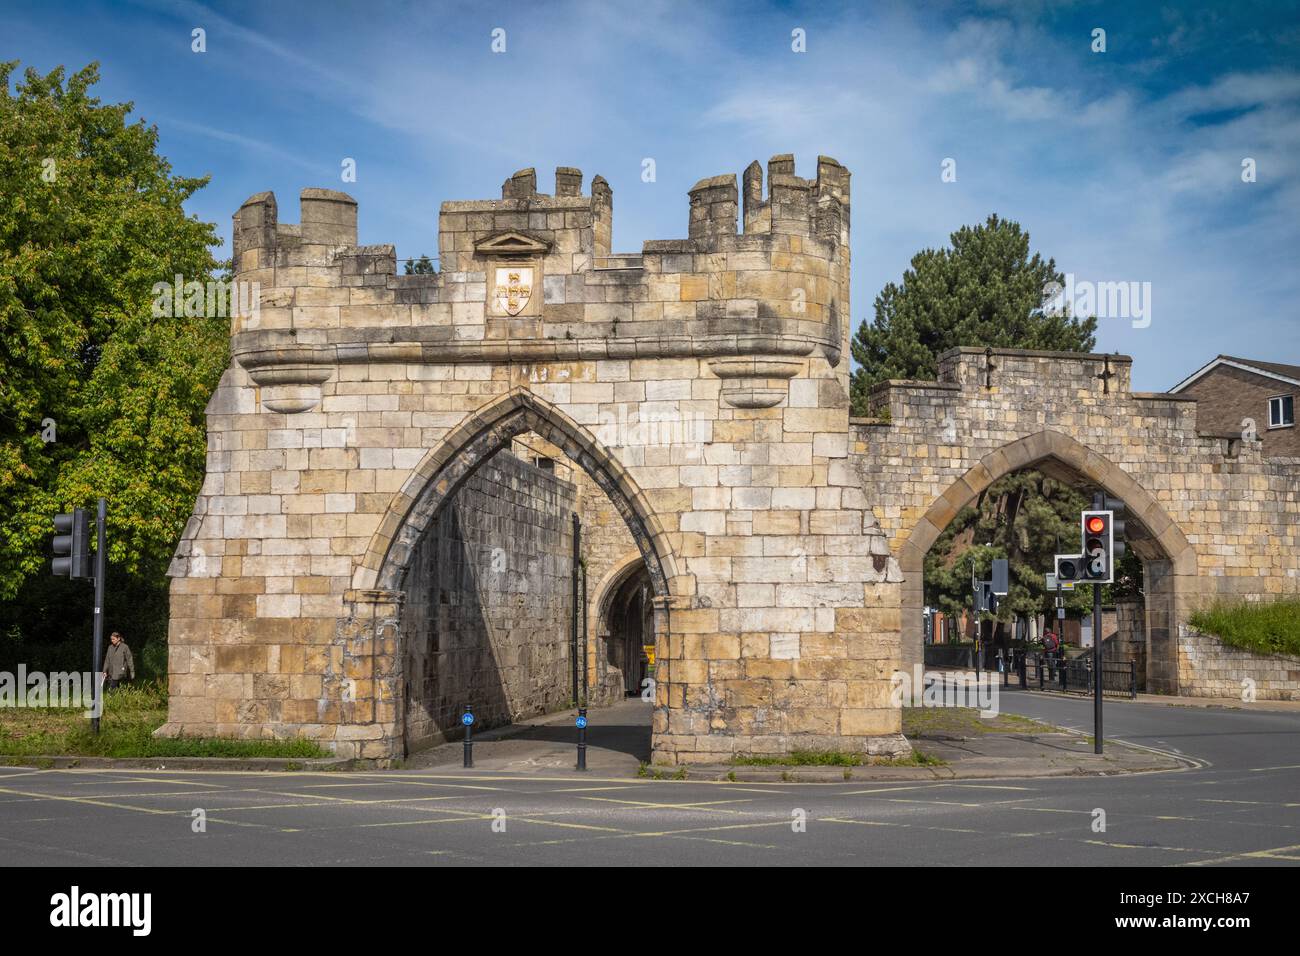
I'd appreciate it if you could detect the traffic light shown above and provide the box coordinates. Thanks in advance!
[52,508,92,579]
[1055,553,1083,585]
[1081,510,1114,582]
[990,558,1009,596]
[1080,495,1128,584]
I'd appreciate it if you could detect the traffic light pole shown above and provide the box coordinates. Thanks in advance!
[1088,493,1105,754]
[1093,580,1103,753]
[91,498,106,734]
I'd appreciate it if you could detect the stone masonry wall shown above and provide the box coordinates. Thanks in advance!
[509,430,639,703]
[1111,598,1147,691]
[401,448,576,753]
[856,347,1300,694]
[164,157,1300,760]
[165,155,909,765]
[1178,625,1300,701]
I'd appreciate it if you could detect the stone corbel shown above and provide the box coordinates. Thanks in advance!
[247,364,335,414]
[708,356,805,408]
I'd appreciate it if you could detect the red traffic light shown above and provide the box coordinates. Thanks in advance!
[1086,515,1106,534]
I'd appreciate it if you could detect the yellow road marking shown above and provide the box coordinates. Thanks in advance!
[355,815,502,829]
[822,816,982,834]
[0,785,294,832]
[576,796,754,812]
[1184,842,1300,866]
[1082,839,1203,852]
[1200,798,1300,808]
[1020,807,1092,814]
[202,794,467,813]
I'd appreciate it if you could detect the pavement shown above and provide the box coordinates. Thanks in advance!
[406,696,1185,781]
[1125,692,1300,712]
[936,665,1300,712]
[1,688,1298,865]
[405,698,651,776]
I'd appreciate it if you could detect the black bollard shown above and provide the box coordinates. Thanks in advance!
[576,707,588,771]
[462,704,474,768]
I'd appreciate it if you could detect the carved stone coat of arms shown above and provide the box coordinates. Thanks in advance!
[493,266,533,316]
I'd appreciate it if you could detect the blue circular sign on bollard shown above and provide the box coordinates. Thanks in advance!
[462,712,474,726]
[575,715,587,729]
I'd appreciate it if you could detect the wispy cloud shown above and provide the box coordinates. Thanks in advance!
[7,0,1296,389]
[161,117,326,175]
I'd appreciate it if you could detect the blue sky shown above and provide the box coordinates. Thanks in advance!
[4,0,1299,390]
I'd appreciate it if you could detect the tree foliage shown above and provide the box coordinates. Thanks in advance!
[925,472,1096,631]
[850,214,1097,414]
[404,254,435,275]
[857,215,1134,638]
[0,62,226,618]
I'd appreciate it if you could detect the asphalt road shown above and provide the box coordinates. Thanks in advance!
[1,690,1298,866]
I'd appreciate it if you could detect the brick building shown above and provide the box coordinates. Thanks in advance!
[1170,355,1300,456]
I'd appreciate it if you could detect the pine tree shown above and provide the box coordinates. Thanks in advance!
[850,214,1097,414]
[858,215,1117,645]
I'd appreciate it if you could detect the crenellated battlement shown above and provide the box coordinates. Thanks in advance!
[682,154,851,247]
[229,156,851,413]
[233,188,360,271]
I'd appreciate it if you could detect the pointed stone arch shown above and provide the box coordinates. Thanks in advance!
[352,387,679,603]
[898,430,1196,692]
[590,550,652,633]
[587,549,654,700]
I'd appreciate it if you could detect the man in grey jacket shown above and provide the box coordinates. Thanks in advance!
[103,631,135,690]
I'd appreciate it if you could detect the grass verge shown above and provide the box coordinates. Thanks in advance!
[1189,598,1300,658]
[902,706,1047,737]
[0,681,329,759]
[729,747,945,768]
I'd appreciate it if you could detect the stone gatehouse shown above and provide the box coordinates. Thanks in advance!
[164,155,1300,764]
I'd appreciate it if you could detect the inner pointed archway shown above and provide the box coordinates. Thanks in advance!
[357,388,676,600]
[898,430,1195,694]
[590,551,654,700]
[353,388,679,754]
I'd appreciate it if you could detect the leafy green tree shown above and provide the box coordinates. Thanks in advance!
[404,254,435,275]
[864,216,1133,643]
[0,62,226,654]
[926,473,1095,640]
[850,214,1097,414]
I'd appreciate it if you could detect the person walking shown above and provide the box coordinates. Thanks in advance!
[103,631,135,690]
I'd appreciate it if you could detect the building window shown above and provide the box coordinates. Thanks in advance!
[1269,395,1295,428]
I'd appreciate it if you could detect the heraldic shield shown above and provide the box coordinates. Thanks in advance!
[493,266,533,316]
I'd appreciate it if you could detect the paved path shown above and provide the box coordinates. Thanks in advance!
[405,697,651,775]
[404,694,1181,781]
[1,690,1298,866]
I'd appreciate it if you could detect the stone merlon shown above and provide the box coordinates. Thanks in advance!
[226,156,852,410]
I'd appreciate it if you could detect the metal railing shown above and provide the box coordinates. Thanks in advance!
[399,256,439,274]
[1017,651,1136,699]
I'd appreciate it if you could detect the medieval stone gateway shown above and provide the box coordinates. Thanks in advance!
[163,157,1300,763]
[857,347,1300,693]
